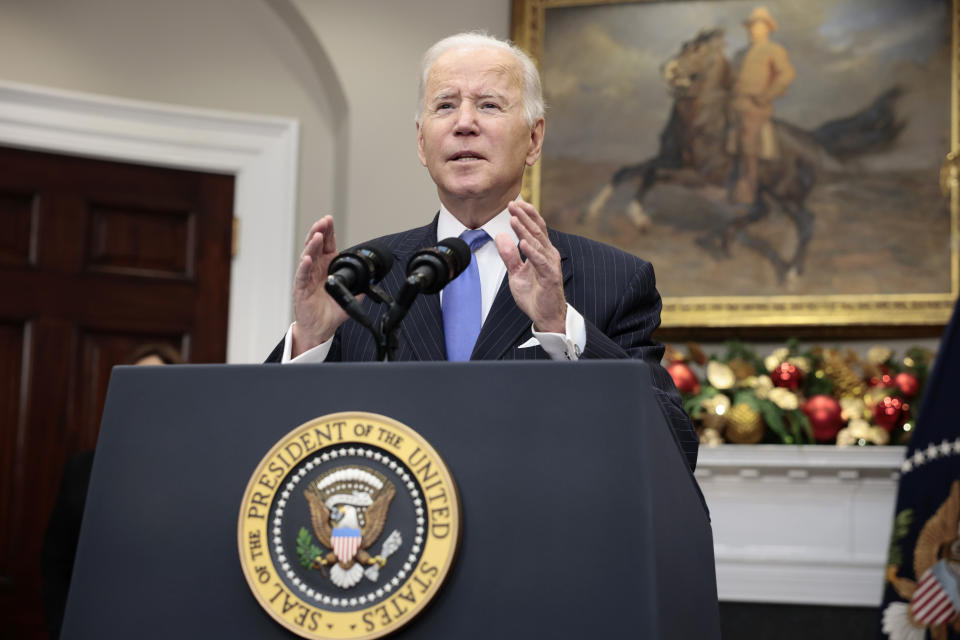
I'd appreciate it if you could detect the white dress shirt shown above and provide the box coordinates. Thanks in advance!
[282,200,586,362]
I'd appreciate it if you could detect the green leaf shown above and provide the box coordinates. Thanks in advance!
[683,386,719,416]
[756,398,792,444]
[732,390,759,409]
[788,409,814,444]
[297,526,325,569]
[891,510,913,541]
[888,545,902,568]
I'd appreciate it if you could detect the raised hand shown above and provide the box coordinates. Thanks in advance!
[291,216,350,356]
[494,201,566,333]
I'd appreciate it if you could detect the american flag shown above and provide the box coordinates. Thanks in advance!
[910,564,959,627]
[332,527,362,564]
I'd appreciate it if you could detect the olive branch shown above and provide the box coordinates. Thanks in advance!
[296,527,328,570]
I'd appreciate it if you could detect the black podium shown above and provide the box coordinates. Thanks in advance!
[62,361,719,639]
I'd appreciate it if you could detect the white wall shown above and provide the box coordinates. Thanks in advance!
[0,0,345,259]
[0,0,509,346]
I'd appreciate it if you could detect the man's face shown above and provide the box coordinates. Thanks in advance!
[748,21,771,43]
[417,46,544,216]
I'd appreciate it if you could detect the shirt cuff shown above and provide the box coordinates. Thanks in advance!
[531,304,586,361]
[281,323,333,363]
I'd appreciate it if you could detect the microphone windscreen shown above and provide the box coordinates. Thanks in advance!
[353,240,394,282]
[436,237,471,279]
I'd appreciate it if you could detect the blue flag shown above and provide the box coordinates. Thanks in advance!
[881,300,960,640]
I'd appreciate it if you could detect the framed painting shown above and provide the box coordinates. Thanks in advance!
[512,0,958,332]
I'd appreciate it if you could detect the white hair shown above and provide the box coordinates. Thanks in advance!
[415,31,545,127]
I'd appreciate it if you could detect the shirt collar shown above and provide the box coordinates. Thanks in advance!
[437,198,520,246]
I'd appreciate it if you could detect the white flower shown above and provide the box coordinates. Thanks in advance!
[788,356,812,373]
[765,348,789,372]
[768,387,799,410]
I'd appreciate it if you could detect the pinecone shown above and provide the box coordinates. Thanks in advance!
[823,349,865,398]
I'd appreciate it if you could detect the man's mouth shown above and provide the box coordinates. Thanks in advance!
[449,151,485,162]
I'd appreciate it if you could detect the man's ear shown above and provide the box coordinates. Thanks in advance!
[525,118,545,167]
[416,121,427,167]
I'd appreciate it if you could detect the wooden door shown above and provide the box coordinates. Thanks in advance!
[0,146,234,638]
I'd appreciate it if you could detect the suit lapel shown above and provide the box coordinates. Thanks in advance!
[471,232,572,360]
[390,218,446,361]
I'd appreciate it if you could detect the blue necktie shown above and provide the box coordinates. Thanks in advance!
[443,228,491,361]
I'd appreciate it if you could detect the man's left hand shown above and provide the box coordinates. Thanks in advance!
[495,201,566,333]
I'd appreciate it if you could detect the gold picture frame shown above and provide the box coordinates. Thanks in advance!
[512,0,959,333]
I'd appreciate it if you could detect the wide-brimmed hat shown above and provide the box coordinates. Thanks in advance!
[743,6,778,32]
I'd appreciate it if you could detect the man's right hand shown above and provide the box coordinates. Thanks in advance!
[291,216,350,357]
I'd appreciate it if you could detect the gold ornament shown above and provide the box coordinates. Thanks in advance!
[706,361,736,390]
[728,357,757,381]
[768,387,800,410]
[725,403,765,444]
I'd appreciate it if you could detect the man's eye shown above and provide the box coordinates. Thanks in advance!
[481,102,500,110]
[437,103,453,111]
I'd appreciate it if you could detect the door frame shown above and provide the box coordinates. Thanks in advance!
[0,79,299,363]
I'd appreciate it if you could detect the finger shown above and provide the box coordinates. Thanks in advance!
[294,253,316,290]
[304,217,325,246]
[300,231,324,262]
[494,232,523,273]
[510,200,549,235]
[510,215,545,255]
[517,238,556,277]
[304,215,335,247]
[320,217,337,254]
[507,201,542,241]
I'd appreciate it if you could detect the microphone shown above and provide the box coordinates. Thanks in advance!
[325,241,393,295]
[405,237,471,294]
[380,237,471,340]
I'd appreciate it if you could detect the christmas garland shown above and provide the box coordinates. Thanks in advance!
[664,340,934,446]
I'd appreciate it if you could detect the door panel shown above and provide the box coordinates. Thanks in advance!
[0,145,234,638]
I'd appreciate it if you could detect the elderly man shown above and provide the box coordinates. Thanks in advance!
[267,32,697,471]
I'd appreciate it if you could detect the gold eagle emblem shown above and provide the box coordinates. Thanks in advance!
[303,466,398,589]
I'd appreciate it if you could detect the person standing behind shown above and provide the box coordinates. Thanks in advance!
[729,6,796,207]
[41,344,183,638]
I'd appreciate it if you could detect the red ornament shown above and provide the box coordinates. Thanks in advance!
[667,362,700,395]
[771,362,802,390]
[894,372,920,398]
[873,396,910,431]
[802,395,845,442]
[869,373,894,388]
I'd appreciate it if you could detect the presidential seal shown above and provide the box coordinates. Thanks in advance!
[238,412,460,639]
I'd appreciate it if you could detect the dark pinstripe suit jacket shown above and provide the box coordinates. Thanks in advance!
[267,218,698,470]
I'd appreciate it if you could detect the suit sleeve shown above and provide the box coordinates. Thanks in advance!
[580,260,699,471]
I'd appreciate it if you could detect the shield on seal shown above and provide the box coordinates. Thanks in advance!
[910,562,960,626]
[331,526,362,564]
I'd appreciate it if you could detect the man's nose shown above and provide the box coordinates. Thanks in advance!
[453,104,479,135]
